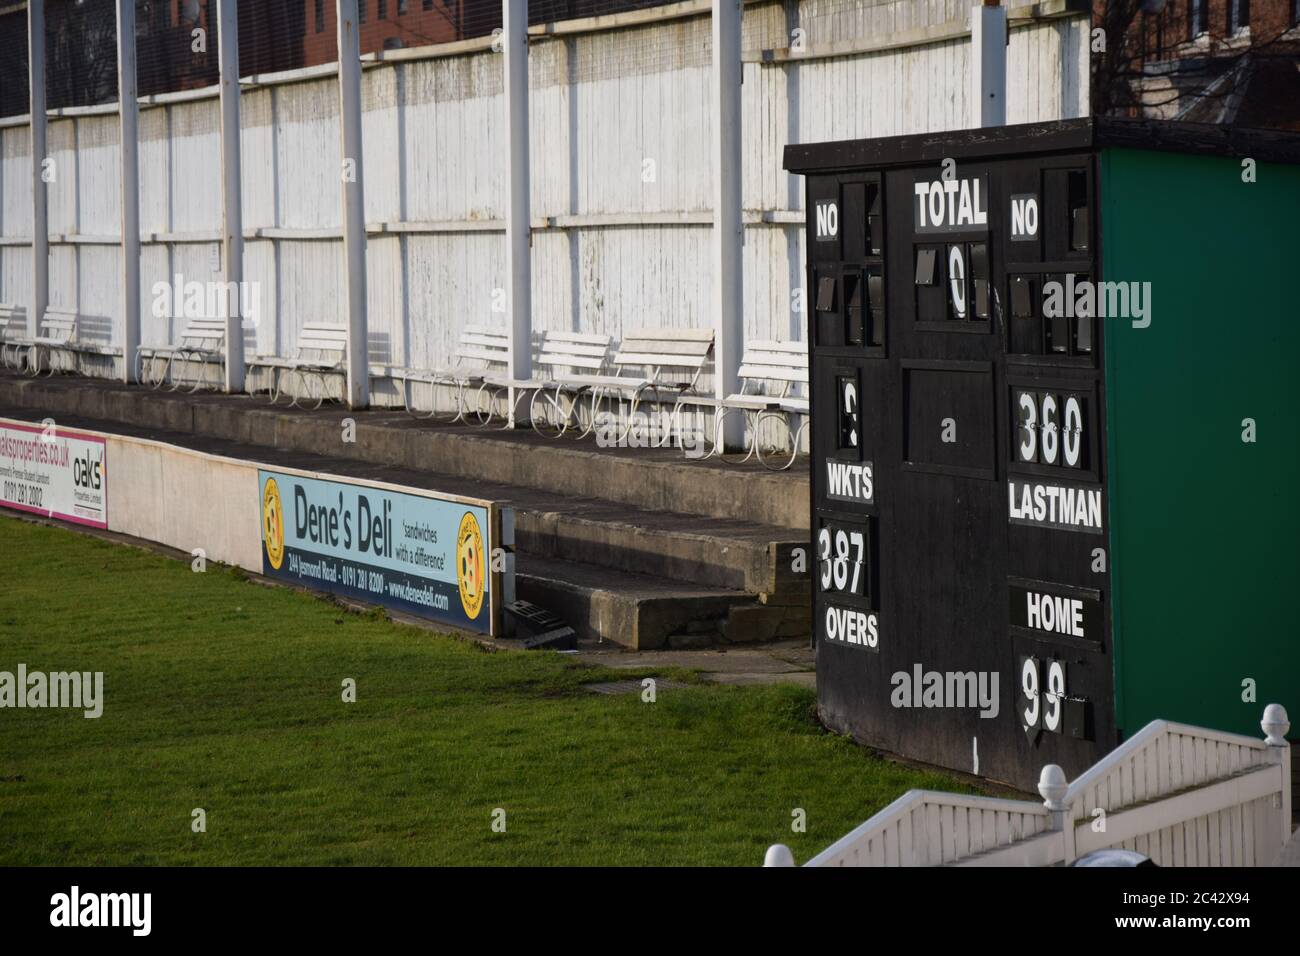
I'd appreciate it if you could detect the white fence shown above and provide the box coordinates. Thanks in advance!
[0,0,1089,408]
[766,704,1293,867]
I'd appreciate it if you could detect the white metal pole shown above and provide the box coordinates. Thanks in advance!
[27,1,47,340]
[336,0,370,408]
[217,0,245,393]
[116,0,141,381]
[504,0,531,426]
[971,0,1007,128]
[712,0,744,450]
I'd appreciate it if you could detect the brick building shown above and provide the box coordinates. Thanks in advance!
[301,0,465,65]
[1095,0,1300,128]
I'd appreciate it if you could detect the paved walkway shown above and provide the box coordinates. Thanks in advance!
[574,638,815,688]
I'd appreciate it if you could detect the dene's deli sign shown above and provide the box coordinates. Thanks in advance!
[0,420,107,528]
[258,469,494,633]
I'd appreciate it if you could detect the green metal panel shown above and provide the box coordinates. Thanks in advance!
[1101,147,1300,739]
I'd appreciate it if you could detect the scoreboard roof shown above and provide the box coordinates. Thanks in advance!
[783,118,1300,175]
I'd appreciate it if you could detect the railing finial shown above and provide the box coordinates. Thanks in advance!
[1038,763,1068,811]
[763,844,796,867]
[1262,703,1290,747]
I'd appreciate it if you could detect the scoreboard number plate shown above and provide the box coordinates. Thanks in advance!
[1014,389,1085,469]
[817,517,878,652]
[1019,655,1088,742]
[818,523,867,598]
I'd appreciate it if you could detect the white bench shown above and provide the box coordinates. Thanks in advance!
[377,325,543,425]
[526,331,613,438]
[138,317,226,392]
[248,322,347,408]
[0,304,28,371]
[559,328,714,447]
[28,309,81,375]
[715,340,809,470]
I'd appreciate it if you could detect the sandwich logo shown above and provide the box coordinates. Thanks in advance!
[456,511,485,620]
[262,477,285,571]
[50,886,151,936]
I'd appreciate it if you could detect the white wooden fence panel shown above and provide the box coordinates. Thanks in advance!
[1,125,31,237]
[0,2,1089,392]
[786,708,1290,867]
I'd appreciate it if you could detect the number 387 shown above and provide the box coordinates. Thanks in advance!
[817,525,865,596]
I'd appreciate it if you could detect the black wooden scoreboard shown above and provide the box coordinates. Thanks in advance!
[784,119,1300,789]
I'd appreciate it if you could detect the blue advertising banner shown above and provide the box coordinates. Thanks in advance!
[258,469,493,633]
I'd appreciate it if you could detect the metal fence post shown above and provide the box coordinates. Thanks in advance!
[217,0,245,393]
[336,0,370,408]
[712,0,744,451]
[504,0,532,427]
[28,0,47,341]
[971,0,1007,129]
[116,0,141,381]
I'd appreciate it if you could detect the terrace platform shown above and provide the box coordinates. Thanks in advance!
[0,371,811,649]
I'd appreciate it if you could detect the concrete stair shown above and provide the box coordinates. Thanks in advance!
[0,372,811,649]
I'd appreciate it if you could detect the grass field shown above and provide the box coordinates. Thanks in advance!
[0,514,976,866]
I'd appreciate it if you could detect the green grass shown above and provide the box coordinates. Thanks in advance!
[0,515,976,866]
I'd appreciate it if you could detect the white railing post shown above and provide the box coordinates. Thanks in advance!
[336,0,370,408]
[217,0,245,394]
[711,0,744,450]
[971,0,1007,129]
[1262,703,1292,860]
[763,844,795,867]
[28,0,47,341]
[503,0,532,427]
[1038,763,1075,864]
[116,0,141,381]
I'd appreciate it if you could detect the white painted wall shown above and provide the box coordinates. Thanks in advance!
[0,0,1089,399]
[107,434,263,572]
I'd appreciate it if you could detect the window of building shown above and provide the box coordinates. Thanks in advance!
[379,0,388,19]
[315,0,325,33]
[1228,0,1250,34]
[423,0,433,10]
[359,1,367,24]
[399,0,409,14]
[1188,0,1207,38]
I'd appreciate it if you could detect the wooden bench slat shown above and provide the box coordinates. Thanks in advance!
[744,348,808,364]
[455,347,510,364]
[613,351,710,368]
[539,343,609,359]
[737,365,807,383]
[544,331,611,346]
[617,339,713,358]
[460,333,510,348]
[626,327,714,342]
[538,354,605,370]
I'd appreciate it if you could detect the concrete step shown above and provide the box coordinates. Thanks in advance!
[514,505,808,597]
[0,373,809,529]
[514,555,811,651]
